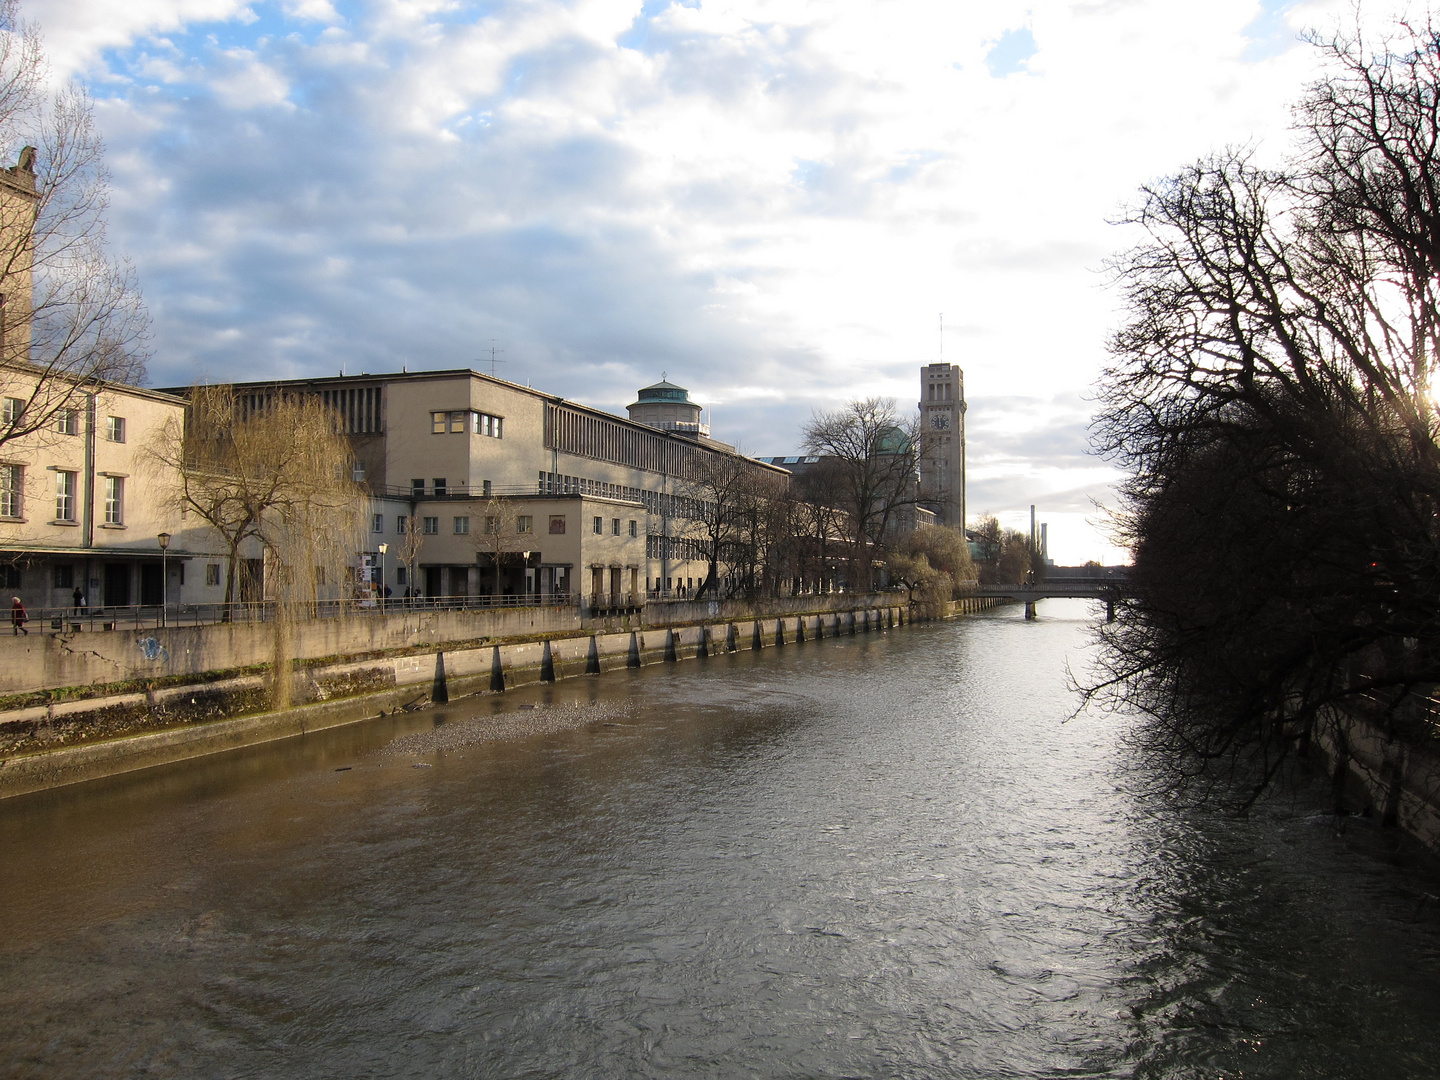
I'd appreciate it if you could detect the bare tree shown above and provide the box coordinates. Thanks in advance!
[678,452,782,600]
[149,385,365,611]
[1089,15,1440,807]
[470,495,525,597]
[0,0,147,448]
[802,397,920,589]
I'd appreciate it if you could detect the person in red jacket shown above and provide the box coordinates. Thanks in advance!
[10,595,27,635]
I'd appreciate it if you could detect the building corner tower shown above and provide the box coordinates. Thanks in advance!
[918,362,965,530]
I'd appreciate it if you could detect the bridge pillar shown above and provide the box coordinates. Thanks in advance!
[1024,601,1037,620]
[1106,598,1116,622]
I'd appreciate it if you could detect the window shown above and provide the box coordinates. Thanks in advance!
[53,564,73,588]
[431,412,447,434]
[104,476,124,525]
[0,565,17,588]
[411,479,424,497]
[55,470,76,521]
[0,463,20,517]
[453,516,469,535]
[397,515,408,534]
[473,412,504,438]
[549,515,566,534]
[482,479,492,497]
[206,563,221,587]
[55,408,78,436]
[372,513,384,533]
[352,460,366,482]
[433,478,447,497]
[1,396,21,426]
[593,516,602,534]
[179,564,185,586]
[629,520,637,538]
[396,567,407,585]
[612,518,620,536]
[516,515,533,534]
[450,411,467,433]
[105,416,126,442]
[422,516,438,535]
[485,516,500,534]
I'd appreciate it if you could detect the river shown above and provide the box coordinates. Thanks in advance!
[3,600,1440,1078]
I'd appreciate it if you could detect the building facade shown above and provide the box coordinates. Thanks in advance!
[917,362,965,529]
[0,375,236,616]
[190,369,790,605]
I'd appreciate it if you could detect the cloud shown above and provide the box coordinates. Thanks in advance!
[27,0,1421,560]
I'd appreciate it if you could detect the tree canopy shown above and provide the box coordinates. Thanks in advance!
[1089,16,1440,805]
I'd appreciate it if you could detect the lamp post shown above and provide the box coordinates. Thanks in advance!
[156,532,171,628]
[377,543,388,612]
[522,551,533,600]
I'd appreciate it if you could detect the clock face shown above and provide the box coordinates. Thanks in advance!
[930,412,950,430]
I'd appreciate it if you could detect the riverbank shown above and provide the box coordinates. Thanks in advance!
[0,596,998,799]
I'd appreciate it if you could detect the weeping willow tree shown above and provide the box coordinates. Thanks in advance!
[149,384,365,708]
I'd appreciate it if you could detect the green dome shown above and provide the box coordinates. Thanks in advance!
[874,424,912,455]
[636,379,691,404]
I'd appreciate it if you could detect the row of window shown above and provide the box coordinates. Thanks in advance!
[0,399,127,441]
[0,465,125,524]
[645,535,705,561]
[430,410,504,438]
[371,513,641,538]
[0,562,228,593]
[536,472,706,520]
[409,478,494,498]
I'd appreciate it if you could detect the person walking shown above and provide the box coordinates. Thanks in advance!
[10,596,27,635]
[71,585,85,616]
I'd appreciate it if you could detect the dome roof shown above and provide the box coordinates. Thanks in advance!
[635,378,692,404]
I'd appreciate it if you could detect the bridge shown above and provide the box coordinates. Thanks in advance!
[963,578,1126,620]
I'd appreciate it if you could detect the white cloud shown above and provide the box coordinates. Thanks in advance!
[23,0,1428,559]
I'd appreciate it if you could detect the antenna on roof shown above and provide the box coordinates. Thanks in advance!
[475,340,506,378]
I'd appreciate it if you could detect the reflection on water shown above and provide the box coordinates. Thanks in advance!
[2,600,1439,1079]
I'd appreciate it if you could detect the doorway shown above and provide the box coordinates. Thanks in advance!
[139,563,163,606]
[104,563,130,607]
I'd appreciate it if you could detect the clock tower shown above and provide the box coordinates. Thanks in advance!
[918,362,965,529]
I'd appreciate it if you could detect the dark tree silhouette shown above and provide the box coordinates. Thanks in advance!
[1090,17,1440,806]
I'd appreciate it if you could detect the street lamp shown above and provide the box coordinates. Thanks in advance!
[156,532,171,627]
[377,543,388,611]
[522,551,533,598]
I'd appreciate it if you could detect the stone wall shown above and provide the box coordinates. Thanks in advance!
[0,604,909,798]
[0,604,584,695]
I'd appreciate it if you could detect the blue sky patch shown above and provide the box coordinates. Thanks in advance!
[1242,0,1299,63]
[985,26,1036,78]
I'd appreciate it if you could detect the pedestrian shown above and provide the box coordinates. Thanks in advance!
[10,596,27,635]
[72,585,85,616]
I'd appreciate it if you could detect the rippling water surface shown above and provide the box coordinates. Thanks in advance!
[4,601,1440,1078]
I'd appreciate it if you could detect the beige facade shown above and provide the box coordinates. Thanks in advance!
[0,374,236,615]
[187,369,789,603]
[918,362,965,529]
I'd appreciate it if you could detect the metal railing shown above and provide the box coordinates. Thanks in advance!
[17,592,578,633]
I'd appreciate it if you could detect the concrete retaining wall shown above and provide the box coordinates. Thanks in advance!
[0,602,916,798]
[1315,705,1440,854]
[0,605,584,695]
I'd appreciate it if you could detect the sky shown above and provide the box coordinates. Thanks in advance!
[19,0,1410,563]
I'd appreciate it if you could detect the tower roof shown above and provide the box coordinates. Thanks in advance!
[635,378,692,404]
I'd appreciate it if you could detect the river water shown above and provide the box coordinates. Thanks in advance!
[4,601,1440,1079]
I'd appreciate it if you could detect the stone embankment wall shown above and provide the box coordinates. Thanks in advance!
[1314,705,1440,854]
[0,595,952,799]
